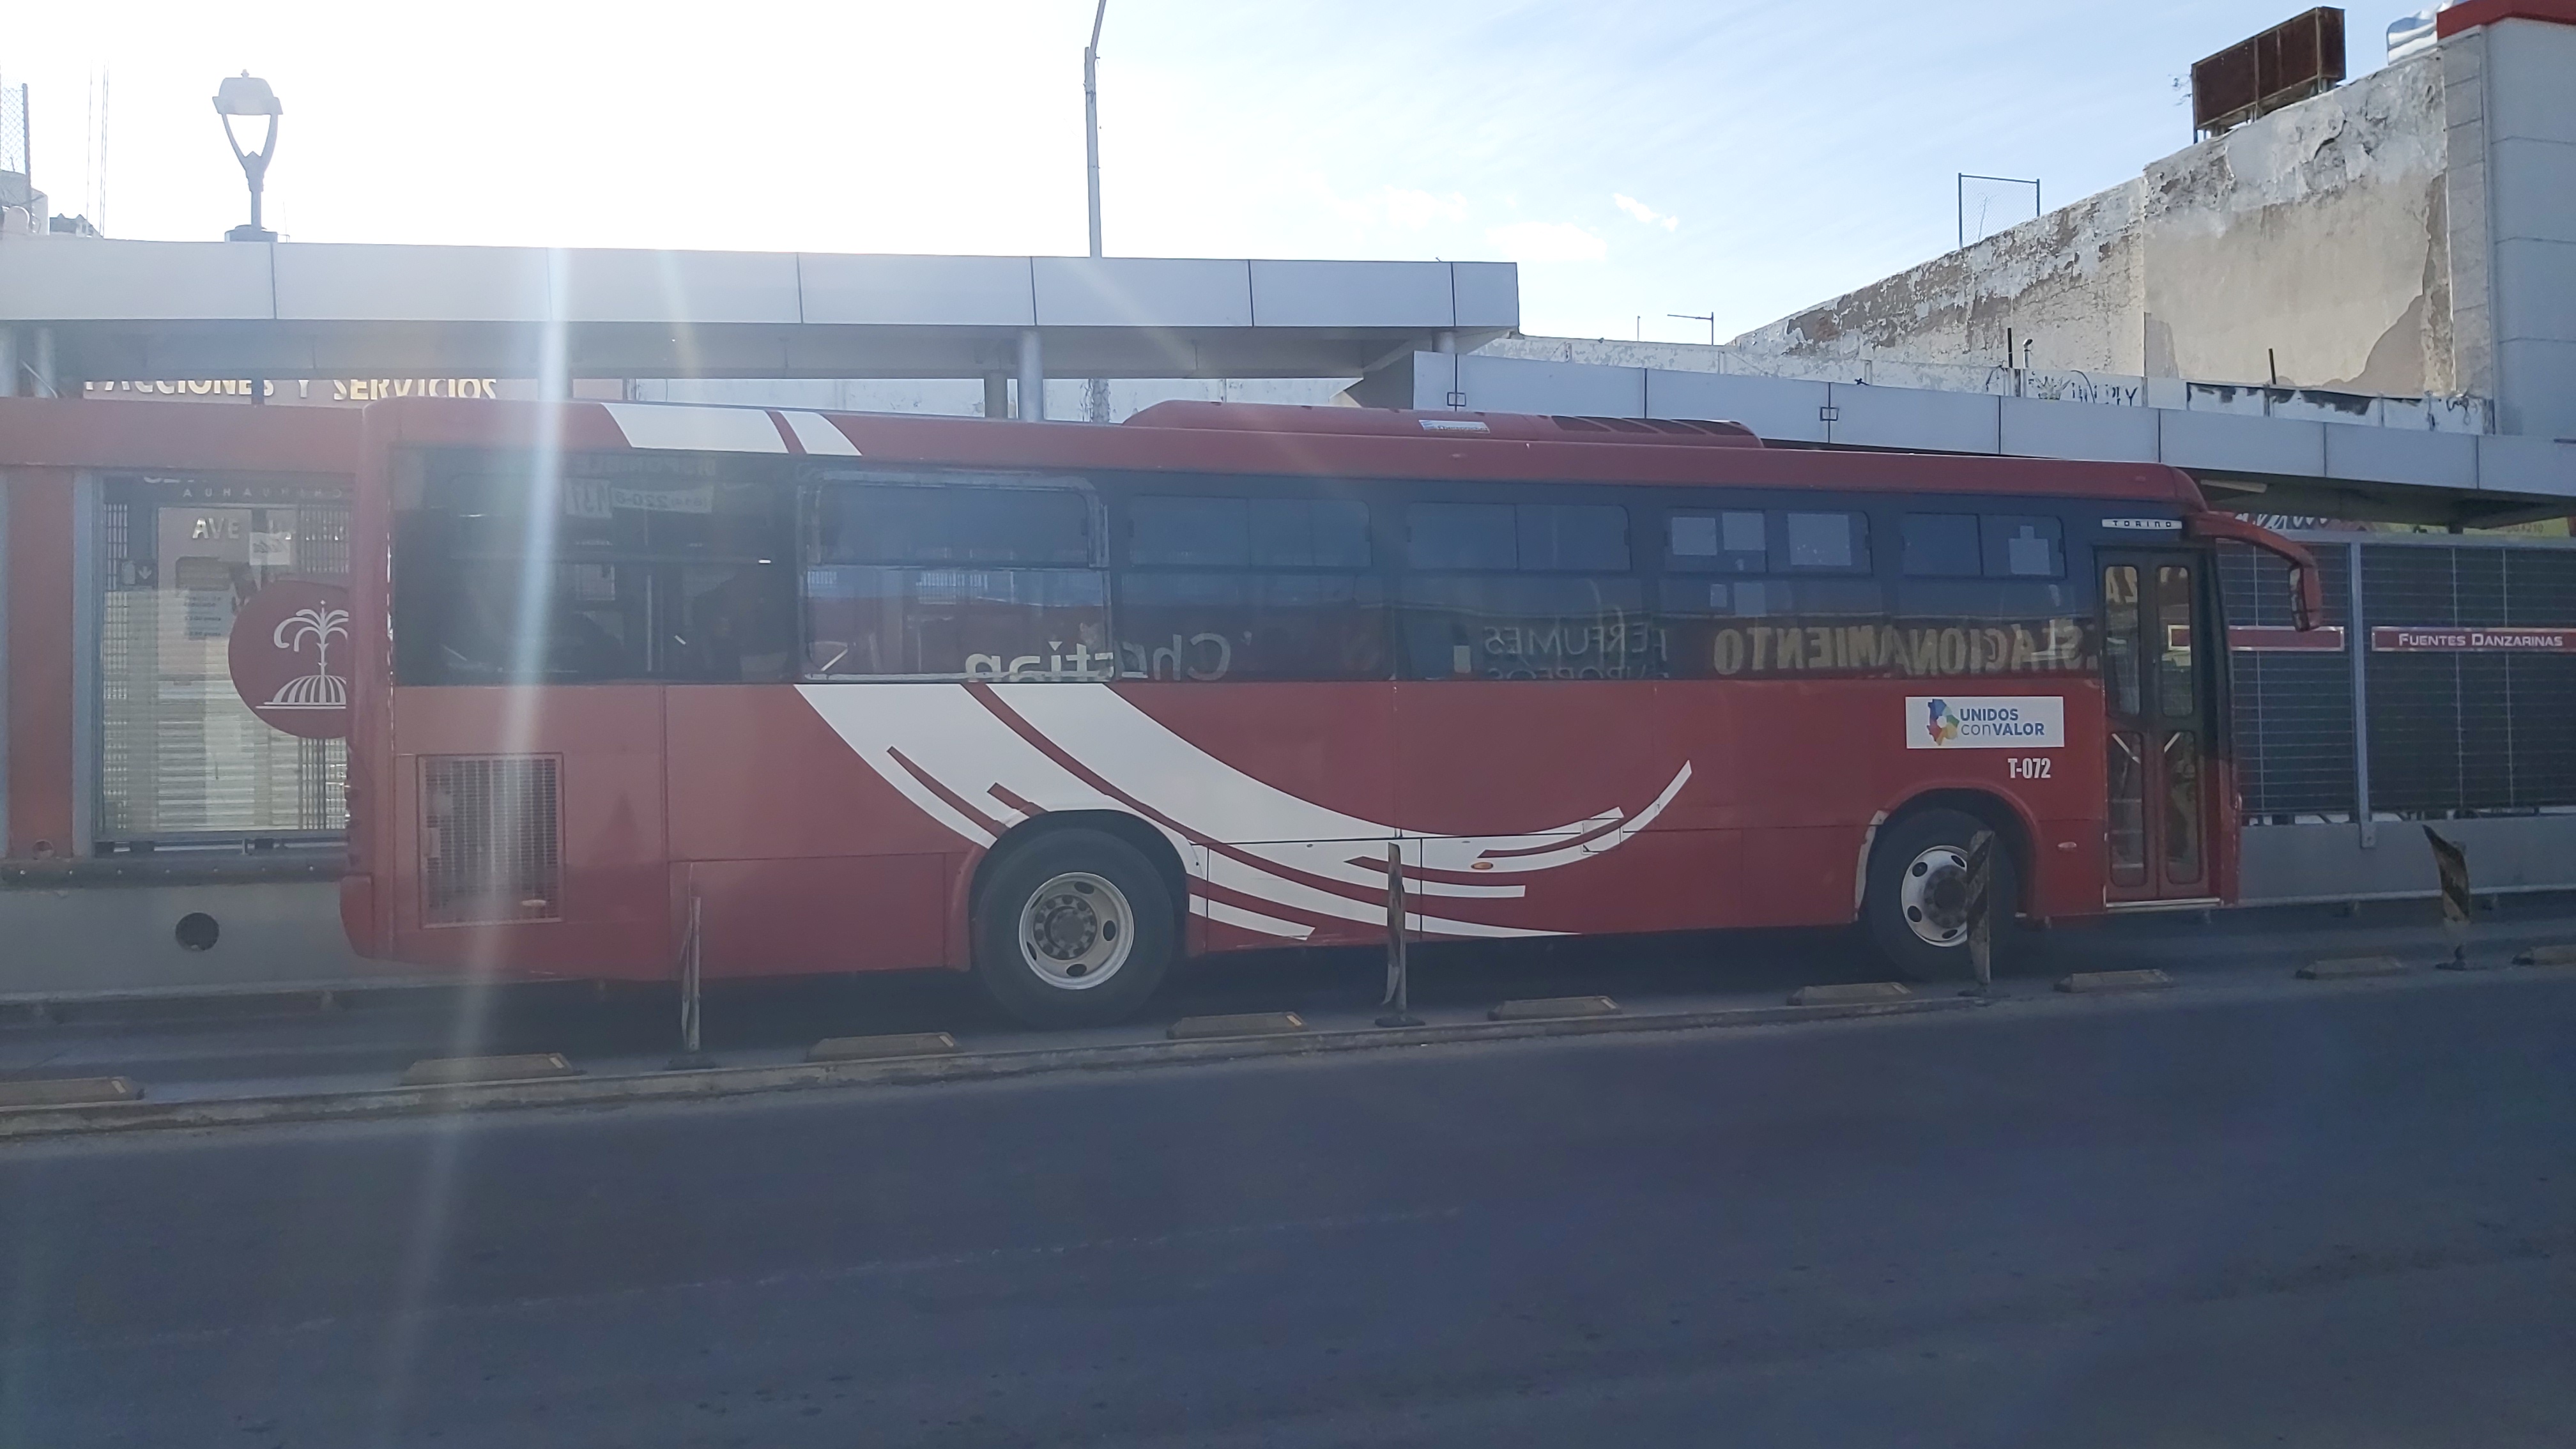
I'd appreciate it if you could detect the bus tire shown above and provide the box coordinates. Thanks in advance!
[1864,808,2018,983]
[971,828,1177,1028]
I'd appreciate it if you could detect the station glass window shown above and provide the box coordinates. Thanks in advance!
[98,475,352,844]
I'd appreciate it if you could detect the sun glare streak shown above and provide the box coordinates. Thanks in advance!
[367,249,574,1442]
[654,249,705,385]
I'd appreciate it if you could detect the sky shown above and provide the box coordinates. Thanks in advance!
[4,1,2439,345]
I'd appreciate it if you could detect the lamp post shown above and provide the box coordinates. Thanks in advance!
[214,72,280,242]
[1084,0,1107,259]
[1081,1,1110,423]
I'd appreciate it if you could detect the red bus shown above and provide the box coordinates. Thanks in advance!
[341,398,2322,1024]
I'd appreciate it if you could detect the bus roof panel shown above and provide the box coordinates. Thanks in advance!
[369,396,2207,510]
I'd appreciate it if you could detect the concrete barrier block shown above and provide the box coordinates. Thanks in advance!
[1167,1011,1306,1040]
[1788,981,1912,1006]
[807,1032,960,1064]
[1489,995,1621,1022]
[399,1053,579,1087]
[2055,969,2177,995]
[2297,956,2411,980]
[0,1076,142,1108]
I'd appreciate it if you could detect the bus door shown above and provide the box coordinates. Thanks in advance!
[2099,553,2219,905]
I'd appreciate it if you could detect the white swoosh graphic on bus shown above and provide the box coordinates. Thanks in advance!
[794,682,1689,941]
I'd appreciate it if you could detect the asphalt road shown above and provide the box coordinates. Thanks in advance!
[5,969,2573,1446]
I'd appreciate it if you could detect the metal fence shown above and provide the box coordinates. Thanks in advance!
[2222,535,2576,824]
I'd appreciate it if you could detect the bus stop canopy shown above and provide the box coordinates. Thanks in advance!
[0,239,1517,385]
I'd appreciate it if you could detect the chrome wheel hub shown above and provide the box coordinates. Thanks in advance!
[1018,871,1135,990]
[1899,845,1971,948]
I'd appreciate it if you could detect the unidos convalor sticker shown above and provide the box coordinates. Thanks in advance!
[227,580,353,740]
[1907,696,2064,750]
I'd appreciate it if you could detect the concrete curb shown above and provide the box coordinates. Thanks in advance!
[0,995,1979,1142]
[1788,981,1910,1006]
[2298,956,2411,980]
[399,1053,579,1087]
[1489,995,1620,1022]
[1167,1011,1307,1040]
[2057,969,2176,995]
[807,1031,960,1064]
[0,1075,143,1108]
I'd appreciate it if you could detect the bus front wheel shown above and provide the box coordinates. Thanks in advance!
[972,828,1177,1028]
[1863,809,2018,982]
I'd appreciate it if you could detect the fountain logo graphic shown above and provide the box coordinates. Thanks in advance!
[227,581,355,740]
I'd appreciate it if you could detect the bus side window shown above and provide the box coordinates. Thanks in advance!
[1399,500,1647,680]
[1984,516,2064,578]
[1666,510,1767,574]
[803,481,1105,680]
[1114,494,1384,682]
[1777,511,1869,572]
[394,464,795,685]
[1901,514,1981,577]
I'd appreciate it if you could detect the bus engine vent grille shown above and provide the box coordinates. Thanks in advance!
[420,755,562,926]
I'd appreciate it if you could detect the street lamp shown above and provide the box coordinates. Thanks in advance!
[1084,0,1107,259]
[213,72,280,241]
[1082,1,1110,421]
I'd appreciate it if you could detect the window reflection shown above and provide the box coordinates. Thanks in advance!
[2156,564,2196,719]
[2163,730,2204,885]
[2107,731,2147,886]
[2103,565,2142,717]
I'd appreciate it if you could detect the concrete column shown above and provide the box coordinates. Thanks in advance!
[1017,329,1045,422]
[1436,330,1459,355]
[0,328,19,397]
[29,328,56,399]
[68,471,96,855]
[0,473,10,850]
[983,373,1009,420]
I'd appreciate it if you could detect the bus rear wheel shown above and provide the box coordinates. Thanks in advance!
[1863,808,2018,983]
[972,828,1177,1029]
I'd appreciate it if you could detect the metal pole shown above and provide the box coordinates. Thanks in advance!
[1965,830,1995,993]
[670,893,710,1068]
[684,895,702,1055]
[2348,541,2374,848]
[1377,841,1421,1027]
[2426,825,2473,970]
[1017,328,1045,421]
[1085,0,1107,259]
